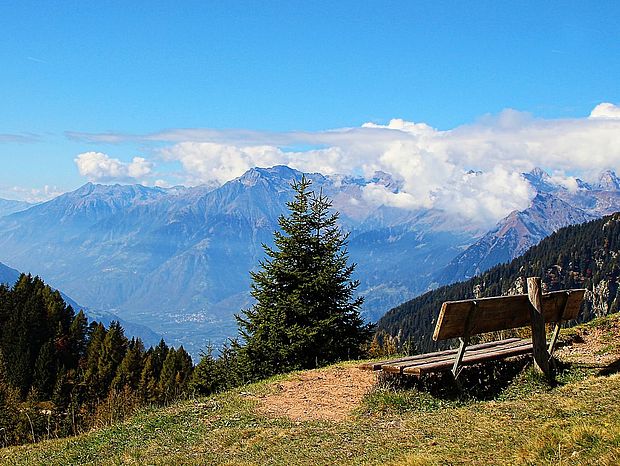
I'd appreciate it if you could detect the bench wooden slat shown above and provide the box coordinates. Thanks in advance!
[358,337,522,371]
[433,289,585,341]
[405,340,533,375]
[374,338,529,374]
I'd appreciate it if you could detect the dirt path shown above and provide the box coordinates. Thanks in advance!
[257,365,377,422]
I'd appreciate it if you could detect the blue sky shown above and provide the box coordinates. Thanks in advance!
[1,1,620,209]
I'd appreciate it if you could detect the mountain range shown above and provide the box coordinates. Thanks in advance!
[0,166,476,355]
[433,169,620,286]
[1,165,619,355]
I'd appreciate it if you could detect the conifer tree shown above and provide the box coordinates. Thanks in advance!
[83,323,107,400]
[68,310,88,367]
[138,353,159,403]
[236,176,371,379]
[157,346,193,403]
[96,321,128,395]
[189,345,221,395]
[111,338,145,392]
[32,339,56,400]
[0,349,22,447]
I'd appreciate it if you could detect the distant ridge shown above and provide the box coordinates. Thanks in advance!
[0,198,33,217]
[0,261,20,285]
[377,212,620,353]
[433,168,620,286]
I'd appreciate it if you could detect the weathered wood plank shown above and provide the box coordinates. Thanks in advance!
[380,338,531,374]
[359,348,460,371]
[528,277,551,377]
[433,289,585,341]
[405,341,533,375]
[358,338,523,371]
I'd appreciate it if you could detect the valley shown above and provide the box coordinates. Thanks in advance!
[1,166,620,356]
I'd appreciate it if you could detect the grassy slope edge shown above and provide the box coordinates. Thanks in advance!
[2,315,620,466]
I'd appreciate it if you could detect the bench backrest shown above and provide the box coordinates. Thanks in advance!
[433,289,586,341]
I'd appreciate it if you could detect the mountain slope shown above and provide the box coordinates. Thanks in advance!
[0,261,20,285]
[435,193,595,284]
[377,212,620,353]
[0,198,32,218]
[435,169,620,286]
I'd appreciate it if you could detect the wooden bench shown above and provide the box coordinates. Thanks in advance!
[361,277,585,379]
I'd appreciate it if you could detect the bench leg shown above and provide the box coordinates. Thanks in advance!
[452,337,469,379]
[548,322,561,357]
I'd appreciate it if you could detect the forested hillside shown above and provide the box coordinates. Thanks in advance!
[377,212,620,353]
[0,275,193,447]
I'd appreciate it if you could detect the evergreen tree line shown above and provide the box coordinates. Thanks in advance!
[377,212,620,353]
[0,275,193,447]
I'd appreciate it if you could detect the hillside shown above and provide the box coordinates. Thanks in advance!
[3,313,620,465]
[378,212,620,353]
[0,263,161,346]
[0,262,20,286]
[434,169,620,285]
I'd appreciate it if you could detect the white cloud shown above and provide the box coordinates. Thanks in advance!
[73,102,620,228]
[361,184,420,210]
[74,152,154,182]
[549,171,580,192]
[160,142,347,185]
[434,168,536,227]
[127,157,153,178]
[589,102,620,119]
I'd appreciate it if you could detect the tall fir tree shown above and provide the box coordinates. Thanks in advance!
[96,321,128,395]
[236,176,371,379]
[111,338,145,392]
[157,347,192,403]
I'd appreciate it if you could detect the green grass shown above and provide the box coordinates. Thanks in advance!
[3,370,619,466]
[3,316,620,465]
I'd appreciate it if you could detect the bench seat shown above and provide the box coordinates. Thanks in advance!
[360,337,532,375]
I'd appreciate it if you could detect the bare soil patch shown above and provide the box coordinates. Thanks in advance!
[556,316,620,367]
[257,365,377,422]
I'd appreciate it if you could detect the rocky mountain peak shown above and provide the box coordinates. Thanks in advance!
[236,165,304,188]
[595,169,620,191]
[523,167,557,193]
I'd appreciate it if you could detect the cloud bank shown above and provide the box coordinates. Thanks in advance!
[75,152,153,182]
[72,102,620,228]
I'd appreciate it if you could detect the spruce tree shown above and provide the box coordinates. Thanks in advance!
[111,338,145,392]
[236,176,371,379]
[158,347,193,403]
[138,354,159,403]
[96,321,128,395]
